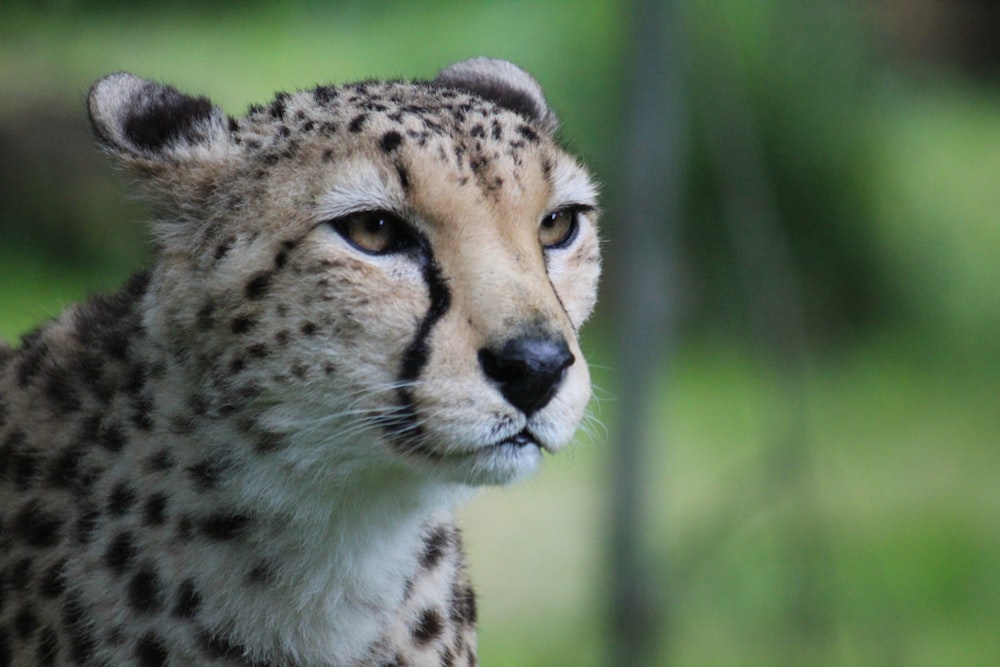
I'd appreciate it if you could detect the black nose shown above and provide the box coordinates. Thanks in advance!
[478,335,575,417]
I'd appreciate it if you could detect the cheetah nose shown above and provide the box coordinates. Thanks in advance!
[478,335,575,417]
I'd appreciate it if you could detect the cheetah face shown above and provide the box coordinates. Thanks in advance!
[88,59,600,487]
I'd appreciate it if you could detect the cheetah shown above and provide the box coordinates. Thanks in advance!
[0,58,600,666]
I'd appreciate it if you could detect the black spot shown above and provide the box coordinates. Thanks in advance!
[37,625,60,666]
[230,315,255,335]
[348,113,368,133]
[197,299,216,330]
[173,579,202,618]
[44,369,82,413]
[268,92,289,120]
[13,500,63,548]
[517,124,539,143]
[8,443,40,491]
[246,560,276,585]
[412,608,443,644]
[450,582,477,626]
[100,421,126,453]
[114,82,215,152]
[14,604,38,639]
[46,446,84,489]
[104,531,136,574]
[145,448,175,472]
[129,566,164,614]
[254,430,285,455]
[125,361,147,396]
[0,627,10,667]
[62,594,95,664]
[381,130,403,153]
[39,558,67,599]
[135,632,169,667]
[247,343,269,359]
[420,525,451,570]
[16,339,48,387]
[228,357,245,374]
[107,481,137,517]
[322,148,335,162]
[470,124,485,138]
[313,85,337,105]
[187,458,227,491]
[199,513,250,541]
[131,394,154,431]
[382,654,406,667]
[274,250,289,270]
[10,556,34,591]
[198,630,246,661]
[441,646,455,667]
[228,116,239,133]
[245,272,272,300]
[299,321,317,336]
[214,237,235,261]
[143,494,169,526]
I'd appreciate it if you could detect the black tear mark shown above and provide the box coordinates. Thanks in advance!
[384,235,451,455]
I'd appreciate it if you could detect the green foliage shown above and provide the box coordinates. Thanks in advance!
[680,0,891,338]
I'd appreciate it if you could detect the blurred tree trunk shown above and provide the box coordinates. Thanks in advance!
[696,26,835,665]
[607,0,684,664]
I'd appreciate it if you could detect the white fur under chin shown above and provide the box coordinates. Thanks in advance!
[197,423,471,665]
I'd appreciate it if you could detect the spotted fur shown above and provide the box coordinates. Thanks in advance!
[0,58,600,666]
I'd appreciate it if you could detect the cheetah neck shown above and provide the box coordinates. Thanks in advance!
[150,360,471,664]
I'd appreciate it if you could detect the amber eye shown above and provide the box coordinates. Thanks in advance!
[539,207,581,249]
[329,210,416,255]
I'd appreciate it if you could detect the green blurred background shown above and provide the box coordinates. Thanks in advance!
[2,1,998,665]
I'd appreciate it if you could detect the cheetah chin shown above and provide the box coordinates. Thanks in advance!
[1,57,600,666]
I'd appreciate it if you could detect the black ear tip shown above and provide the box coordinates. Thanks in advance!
[88,73,222,155]
[434,58,558,135]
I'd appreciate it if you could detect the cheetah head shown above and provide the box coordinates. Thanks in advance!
[88,59,600,487]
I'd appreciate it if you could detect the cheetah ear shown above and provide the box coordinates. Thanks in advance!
[88,73,232,165]
[434,58,558,135]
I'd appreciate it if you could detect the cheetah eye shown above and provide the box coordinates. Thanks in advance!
[329,210,417,256]
[539,206,584,249]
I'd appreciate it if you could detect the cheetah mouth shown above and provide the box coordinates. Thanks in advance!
[493,429,543,452]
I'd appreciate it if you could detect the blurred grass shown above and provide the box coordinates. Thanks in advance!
[466,334,1000,666]
[2,3,999,666]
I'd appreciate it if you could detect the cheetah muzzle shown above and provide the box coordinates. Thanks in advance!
[0,57,600,666]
